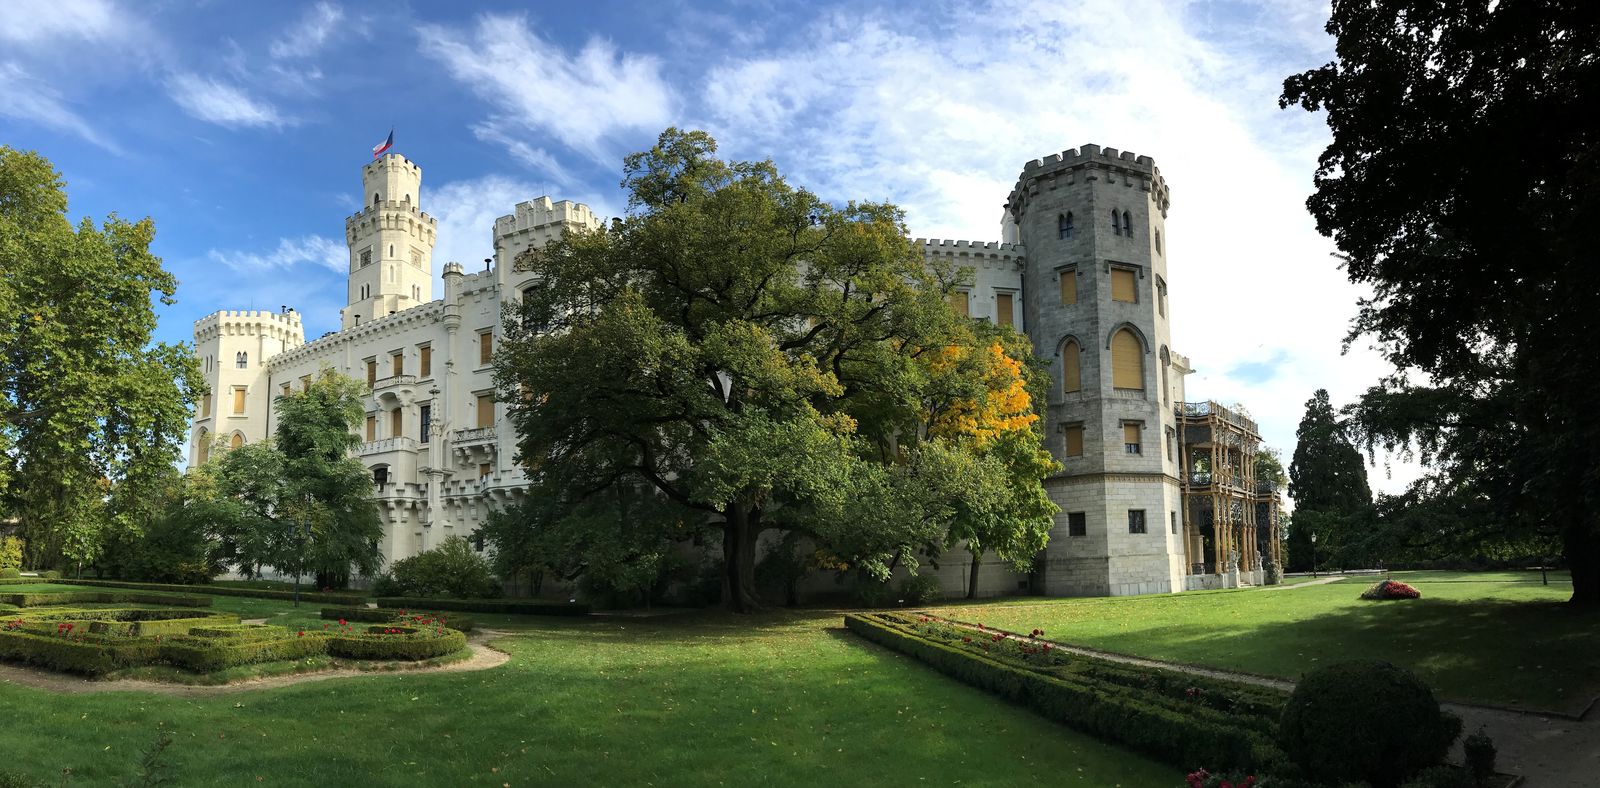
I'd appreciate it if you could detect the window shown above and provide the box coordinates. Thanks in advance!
[390,408,403,438]
[1061,340,1081,393]
[201,393,211,418]
[300,374,312,392]
[473,532,485,552]
[1123,423,1142,454]
[360,248,372,267]
[281,383,290,397]
[1155,230,1162,255]
[1111,268,1137,303]
[411,249,422,267]
[373,466,389,487]
[995,292,1014,328]
[391,352,403,377]
[197,429,210,464]
[476,393,494,428]
[1122,210,1132,236]
[365,414,376,442]
[1058,212,1074,240]
[232,387,246,414]
[1156,277,1167,317]
[1068,512,1086,537]
[420,405,431,444]
[1128,510,1147,534]
[366,359,377,386]
[1111,328,1144,390]
[389,244,395,258]
[419,345,431,377]
[373,193,380,206]
[1171,511,1178,535]
[948,291,969,317]
[479,332,493,365]
[1063,424,1084,457]
[1166,427,1175,461]
[479,463,492,478]
[1110,209,1121,236]
[1059,268,1077,305]
[236,352,247,369]
[230,433,243,449]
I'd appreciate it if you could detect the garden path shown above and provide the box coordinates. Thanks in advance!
[926,614,1598,787]
[0,629,512,697]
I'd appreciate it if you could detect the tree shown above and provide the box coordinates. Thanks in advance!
[497,128,1057,611]
[0,146,201,569]
[1287,390,1371,571]
[1282,1,1600,603]
[207,371,381,591]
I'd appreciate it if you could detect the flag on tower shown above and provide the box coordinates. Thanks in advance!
[372,130,394,159]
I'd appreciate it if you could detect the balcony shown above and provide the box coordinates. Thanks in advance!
[453,426,496,447]
[371,374,417,394]
[451,426,497,466]
[359,437,418,456]
[1177,401,1258,434]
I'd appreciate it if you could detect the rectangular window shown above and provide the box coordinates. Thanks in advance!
[1157,277,1168,317]
[1059,269,1077,305]
[1068,512,1086,537]
[391,352,403,377]
[476,393,494,428]
[948,292,969,317]
[479,332,493,365]
[420,405,431,444]
[366,359,376,386]
[1128,510,1147,534]
[1166,428,1175,461]
[1171,511,1178,535]
[201,393,211,418]
[479,463,491,478]
[232,387,246,414]
[1124,423,1142,454]
[419,345,431,377]
[365,414,376,442]
[995,292,1014,328]
[1063,424,1084,457]
[360,248,372,267]
[281,383,290,397]
[1111,268,1137,303]
[390,409,402,438]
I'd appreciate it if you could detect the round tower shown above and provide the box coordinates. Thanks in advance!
[1010,144,1185,596]
[341,153,438,329]
[188,309,305,466]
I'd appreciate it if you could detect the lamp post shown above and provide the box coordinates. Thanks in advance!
[1310,531,1318,579]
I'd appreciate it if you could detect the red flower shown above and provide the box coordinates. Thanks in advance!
[298,631,305,637]
[339,618,347,626]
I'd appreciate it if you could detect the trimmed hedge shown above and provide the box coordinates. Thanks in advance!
[50,578,366,605]
[320,606,476,632]
[845,613,1288,773]
[375,597,589,616]
[0,590,212,608]
[0,629,163,675]
[161,632,329,672]
[326,625,466,661]
[187,624,290,642]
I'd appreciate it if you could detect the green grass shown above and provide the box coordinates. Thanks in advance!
[0,600,1171,786]
[931,570,1597,713]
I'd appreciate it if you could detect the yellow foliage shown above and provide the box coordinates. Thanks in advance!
[927,342,1037,446]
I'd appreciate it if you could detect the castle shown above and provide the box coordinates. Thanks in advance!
[187,146,1281,596]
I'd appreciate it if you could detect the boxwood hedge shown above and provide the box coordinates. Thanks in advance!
[161,632,329,673]
[50,578,366,605]
[320,606,475,632]
[326,625,467,661]
[375,597,588,616]
[0,590,212,608]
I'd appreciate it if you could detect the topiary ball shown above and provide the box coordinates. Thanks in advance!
[1279,660,1460,787]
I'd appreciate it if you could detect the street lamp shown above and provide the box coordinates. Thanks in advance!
[1310,531,1318,579]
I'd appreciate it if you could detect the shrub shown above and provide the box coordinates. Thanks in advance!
[1360,579,1422,600]
[1462,729,1495,787]
[186,624,290,642]
[1398,766,1473,788]
[319,606,475,632]
[0,629,164,675]
[854,579,895,608]
[0,537,21,572]
[161,632,328,672]
[0,591,211,608]
[325,625,466,661]
[0,568,19,580]
[1279,660,1459,787]
[900,574,943,605]
[375,597,588,616]
[386,537,501,599]
[49,578,364,605]
[39,570,59,580]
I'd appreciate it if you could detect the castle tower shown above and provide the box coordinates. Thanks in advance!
[188,309,305,466]
[1011,144,1187,596]
[341,154,438,329]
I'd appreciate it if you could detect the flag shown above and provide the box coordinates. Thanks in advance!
[372,130,394,159]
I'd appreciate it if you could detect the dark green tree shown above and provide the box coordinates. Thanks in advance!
[0,146,201,571]
[1287,390,1372,571]
[1282,1,1600,603]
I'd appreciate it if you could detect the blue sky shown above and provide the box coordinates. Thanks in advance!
[0,0,1418,496]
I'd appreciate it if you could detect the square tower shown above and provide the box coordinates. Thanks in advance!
[341,154,439,329]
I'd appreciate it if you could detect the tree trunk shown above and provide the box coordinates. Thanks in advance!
[966,551,982,599]
[1565,517,1600,607]
[721,505,763,613]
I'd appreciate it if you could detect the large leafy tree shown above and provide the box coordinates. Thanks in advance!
[1282,1,1600,603]
[1287,390,1372,571]
[0,146,200,570]
[497,128,1056,611]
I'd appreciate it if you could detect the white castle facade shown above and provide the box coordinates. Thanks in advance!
[188,147,1279,596]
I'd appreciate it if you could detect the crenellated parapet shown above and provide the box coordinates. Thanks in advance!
[492,196,601,240]
[193,309,305,344]
[1007,143,1171,219]
[915,238,1027,271]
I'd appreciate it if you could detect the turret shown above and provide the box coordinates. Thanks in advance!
[188,308,305,466]
[341,153,439,329]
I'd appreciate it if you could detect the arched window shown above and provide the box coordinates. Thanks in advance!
[236,352,247,369]
[1154,230,1162,255]
[373,193,380,206]
[1122,210,1132,236]
[230,432,244,449]
[1058,212,1074,240]
[1061,340,1082,393]
[1110,328,1144,390]
[197,429,210,464]
[1110,209,1121,235]
[389,244,395,258]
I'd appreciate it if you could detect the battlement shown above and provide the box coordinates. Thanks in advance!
[1009,143,1171,218]
[194,309,304,329]
[344,202,439,228]
[493,197,600,239]
[442,261,465,276]
[915,238,1025,254]
[193,309,305,345]
[363,153,421,177]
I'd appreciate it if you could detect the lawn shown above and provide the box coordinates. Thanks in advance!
[930,571,1598,713]
[0,596,1172,786]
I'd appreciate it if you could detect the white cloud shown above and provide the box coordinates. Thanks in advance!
[269,2,343,60]
[696,0,1416,497]
[208,235,346,273]
[0,62,121,152]
[167,73,287,128]
[0,0,122,45]
[416,14,675,165]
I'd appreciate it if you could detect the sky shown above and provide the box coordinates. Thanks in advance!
[0,0,1421,500]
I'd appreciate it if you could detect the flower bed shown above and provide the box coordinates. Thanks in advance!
[15,609,237,637]
[375,596,588,617]
[320,606,475,632]
[0,590,212,608]
[845,612,1289,773]
[1359,579,1422,600]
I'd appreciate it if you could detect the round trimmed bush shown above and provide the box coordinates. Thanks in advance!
[1280,660,1460,787]
[0,568,19,579]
